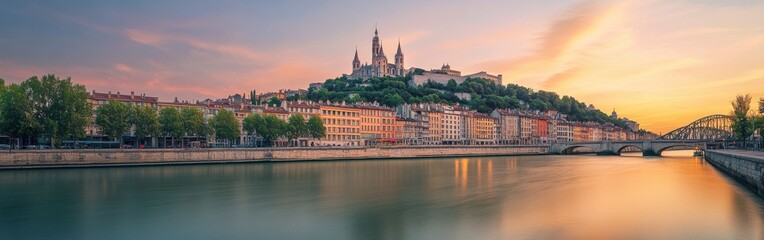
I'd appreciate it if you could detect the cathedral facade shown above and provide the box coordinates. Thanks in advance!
[348,28,407,79]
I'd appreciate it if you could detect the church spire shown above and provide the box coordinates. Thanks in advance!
[353,47,359,62]
[379,44,385,57]
[395,39,403,57]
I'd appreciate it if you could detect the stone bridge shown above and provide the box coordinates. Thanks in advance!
[550,140,704,156]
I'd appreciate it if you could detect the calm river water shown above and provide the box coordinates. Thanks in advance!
[1,151,764,239]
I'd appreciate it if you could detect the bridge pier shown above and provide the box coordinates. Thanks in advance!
[642,149,658,156]
[596,151,618,156]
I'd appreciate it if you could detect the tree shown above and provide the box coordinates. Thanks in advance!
[730,94,753,145]
[268,97,281,106]
[158,107,183,148]
[0,84,40,144]
[256,115,287,147]
[181,107,209,142]
[307,116,326,140]
[127,105,160,147]
[210,109,240,147]
[242,114,264,146]
[22,75,91,148]
[95,100,130,146]
[287,114,307,146]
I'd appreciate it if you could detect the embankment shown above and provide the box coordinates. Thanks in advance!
[0,145,548,169]
[705,150,764,198]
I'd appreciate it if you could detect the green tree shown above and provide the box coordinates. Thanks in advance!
[95,100,130,146]
[127,105,160,147]
[181,107,209,141]
[242,114,264,146]
[307,116,326,141]
[0,84,40,144]
[22,75,91,148]
[210,109,240,147]
[268,97,282,106]
[287,114,307,146]
[730,94,753,145]
[158,107,183,148]
[256,115,287,147]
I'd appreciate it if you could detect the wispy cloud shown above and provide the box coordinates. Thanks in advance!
[124,28,263,61]
[482,0,633,88]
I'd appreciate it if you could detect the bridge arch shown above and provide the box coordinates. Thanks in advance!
[616,145,643,154]
[562,146,595,154]
[656,144,699,155]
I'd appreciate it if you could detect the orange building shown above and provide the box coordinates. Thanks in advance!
[466,112,497,145]
[357,103,396,146]
[320,103,361,146]
[427,110,443,145]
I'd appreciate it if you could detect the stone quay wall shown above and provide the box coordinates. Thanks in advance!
[0,145,548,169]
[705,150,764,198]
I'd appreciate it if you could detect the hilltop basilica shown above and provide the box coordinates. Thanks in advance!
[348,28,407,79]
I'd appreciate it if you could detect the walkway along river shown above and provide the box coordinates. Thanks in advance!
[1,150,763,239]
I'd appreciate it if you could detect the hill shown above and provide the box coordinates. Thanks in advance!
[305,72,629,128]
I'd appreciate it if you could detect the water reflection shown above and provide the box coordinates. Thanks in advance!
[1,151,763,239]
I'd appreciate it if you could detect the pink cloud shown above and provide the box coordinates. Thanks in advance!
[124,28,262,61]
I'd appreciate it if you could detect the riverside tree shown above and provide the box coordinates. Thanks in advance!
[22,75,91,148]
[158,107,183,148]
[256,115,287,147]
[127,105,160,147]
[210,109,240,147]
[242,114,264,147]
[307,116,326,141]
[287,114,307,146]
[95,100,129,146]
[0,83,41,145]
[180,107,209,145]
[730,94,754,147]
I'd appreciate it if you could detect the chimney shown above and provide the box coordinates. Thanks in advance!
[108,91,111,98]
[130,91,134,100]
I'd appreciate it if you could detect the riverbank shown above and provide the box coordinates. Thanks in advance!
[705,150,764,199]
[0,145,549,169]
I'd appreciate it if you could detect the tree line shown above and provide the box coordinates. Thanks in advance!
[730,94,764,148]
[0,75,91,147]
[0,75,326,149]
[242,114,325,147]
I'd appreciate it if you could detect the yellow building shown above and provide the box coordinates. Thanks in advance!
[466,112,496,145]
[427,111,443,145]
[357,104,396,146]
[320,103,361,146]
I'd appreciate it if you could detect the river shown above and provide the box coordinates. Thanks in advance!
[1,150,763,239]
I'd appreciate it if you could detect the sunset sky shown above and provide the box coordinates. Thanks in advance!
[1,0,763,133]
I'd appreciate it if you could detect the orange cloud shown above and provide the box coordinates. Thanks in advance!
[483,0,633,88]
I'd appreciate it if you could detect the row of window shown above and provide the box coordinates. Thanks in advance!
[322,110,359,117]
[323,118,360,126]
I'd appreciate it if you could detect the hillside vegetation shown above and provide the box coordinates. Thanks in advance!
[306,73,628,128]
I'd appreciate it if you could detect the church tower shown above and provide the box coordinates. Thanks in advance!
[395,40,404,76]
[352,48,360,71]
[372,27,380,65]
[377,44,388,76]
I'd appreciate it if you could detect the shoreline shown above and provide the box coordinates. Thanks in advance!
[0,145,550,170]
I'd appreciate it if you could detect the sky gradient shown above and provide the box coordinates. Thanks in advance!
[1,0,763,133]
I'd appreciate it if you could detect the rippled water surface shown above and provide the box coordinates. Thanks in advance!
[1,150,763,239]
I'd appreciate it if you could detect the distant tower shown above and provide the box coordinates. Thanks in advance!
[395,39,404,75]
[352,48,360,71]
[377,44,388,76]
[372,27,380,64]
[611,109,618,119]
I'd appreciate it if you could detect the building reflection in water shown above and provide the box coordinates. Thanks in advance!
[0,150,763,239]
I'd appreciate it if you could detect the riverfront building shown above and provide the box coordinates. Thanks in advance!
[83,87,641,149]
